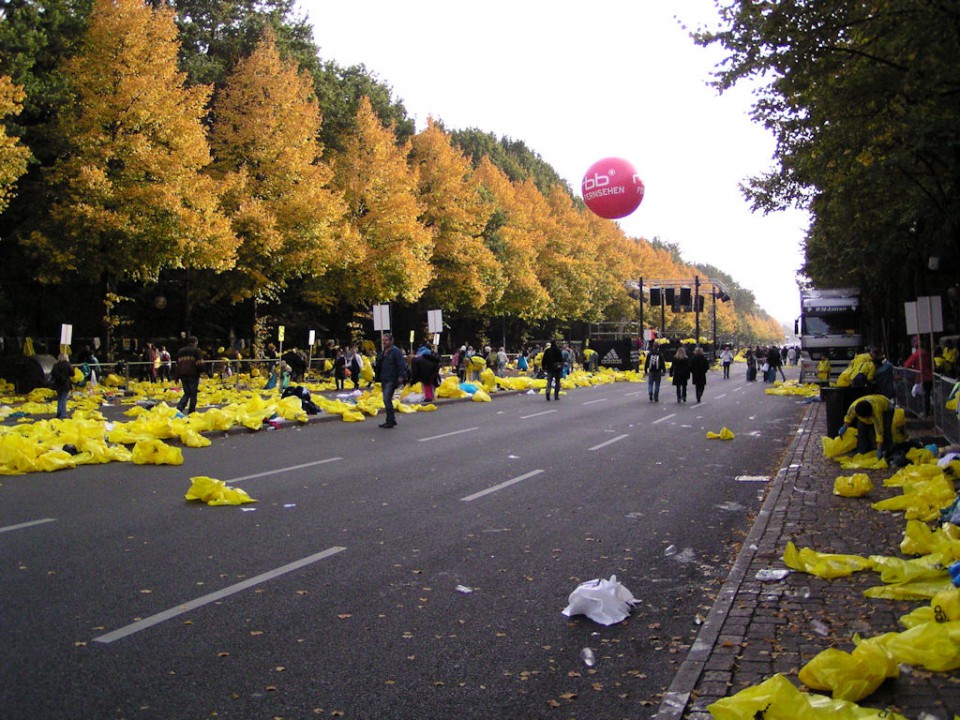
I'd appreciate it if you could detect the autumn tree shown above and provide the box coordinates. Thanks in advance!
[408,119,501,312]
[319,95,433,307]
[473,157,550,321]
[207,29,354,337]
[0,76,30,213]
[24,0,235,353]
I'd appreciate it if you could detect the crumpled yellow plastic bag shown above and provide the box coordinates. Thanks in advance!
[471,388,492,402]
[822,431,858,459]
[184,475,256,506]
[871,473,956,521]
[480,368,496,392]
[833,473,874,497]
[868,553,948,584]
[798,635,898,702]
[436,376,468,399]
[130,439,183,465]
[864,576,954,600]
[871,619,960,672]
[837,452,888,470]
[900,588,960,628]
[900,519,960,557]
[707,427,735,440]
[783,541,875,578]
[706,672,907,720]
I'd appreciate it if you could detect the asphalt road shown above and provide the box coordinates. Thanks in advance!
[0,369,808,720]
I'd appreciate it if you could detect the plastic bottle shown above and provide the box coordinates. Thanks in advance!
[580,647,595,667]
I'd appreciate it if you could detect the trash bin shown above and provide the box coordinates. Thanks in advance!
[821,386,869,438]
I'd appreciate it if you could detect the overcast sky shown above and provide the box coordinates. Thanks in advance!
[301,0,810,327]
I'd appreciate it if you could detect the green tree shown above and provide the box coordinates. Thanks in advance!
[26,0,236,353]
[697,1,960,322]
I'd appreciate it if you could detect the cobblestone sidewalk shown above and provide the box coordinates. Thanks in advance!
[657,398,960,719]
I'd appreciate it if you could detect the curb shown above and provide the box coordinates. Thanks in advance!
[653,399,819,719]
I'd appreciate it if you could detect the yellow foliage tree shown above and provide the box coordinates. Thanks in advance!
[326,96,433,305]
[409,119,502,311]
[0,75,30,214]
[208,29,354,312]
[473,158,550,320]
[27,0,235,286]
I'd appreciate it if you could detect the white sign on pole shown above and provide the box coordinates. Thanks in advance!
[427,309,443,335]
[60,323,73,346]
[308,329,316,346]
[905,296,943,335]
[373,304,390,331]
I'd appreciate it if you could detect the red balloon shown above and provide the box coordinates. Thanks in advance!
[581,157,645,219]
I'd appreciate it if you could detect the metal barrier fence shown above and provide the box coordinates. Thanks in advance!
[894,366,960,445]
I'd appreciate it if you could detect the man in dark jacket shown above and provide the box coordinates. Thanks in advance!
[175,336,204,416]
[542,340,564,401]
[376,332,408,428]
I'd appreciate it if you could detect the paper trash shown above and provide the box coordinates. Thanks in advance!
[562,574,637,625]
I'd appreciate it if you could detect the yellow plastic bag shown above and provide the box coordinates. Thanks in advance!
[837,452,888,470]
[798,635,897,701]
[480,368,496,392]
[783,541,875,578]
[130,439,183,465]
[706,427,735,440]
[471,388,492,402]
[707,672,907,720]
[184,476,256,506]
[833,473,874,497]
[822,431,858,459]
[873,619,960,672]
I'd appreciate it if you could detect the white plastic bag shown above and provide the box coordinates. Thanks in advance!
[911,382,924,397]
[562,575,637,625]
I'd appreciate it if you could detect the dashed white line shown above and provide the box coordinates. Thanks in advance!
[520,410,557,419]
[582,398,609,406]
[588,434,629,451]
[461,469,545,502]
[230,457,342,483]
[652,413,676,425]
[0,518,56,534]
[418,427,479,442]
[93,547,347,644]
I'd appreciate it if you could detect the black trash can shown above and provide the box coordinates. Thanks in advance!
[821,386,869,438]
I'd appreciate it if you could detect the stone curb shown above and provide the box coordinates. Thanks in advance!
[653,399,819,719]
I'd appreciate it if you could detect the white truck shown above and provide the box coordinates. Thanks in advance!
[795,287,863,384]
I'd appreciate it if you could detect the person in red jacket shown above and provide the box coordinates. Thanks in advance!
[904,337,934,416]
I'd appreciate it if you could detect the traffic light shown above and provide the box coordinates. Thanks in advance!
[697,295,706,312]
[650,288,661,306]
[679,287,692,306]
[664,288,675,306]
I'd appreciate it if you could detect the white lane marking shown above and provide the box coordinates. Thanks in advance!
[733,387,743,392]
[418,427,479,442]
[520,410,557,419]
[715,394,727,399]
[93,547,347,644]
[589,434,629,451]
[0,518,56,534]
[230,457,342,483]
[736,475,770,482]
[461,469,545,502]
[652,413,676,425]
[625,390,645,397]
[581,398,608,406]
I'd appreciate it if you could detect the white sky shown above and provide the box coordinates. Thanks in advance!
[301,0,810,326]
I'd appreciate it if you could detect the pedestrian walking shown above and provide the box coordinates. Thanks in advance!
[768,345,787,382]
[671,346,691,403]
[333,348,346,390]
[375,332,407,428]
[51,353,74,420]
[412,341,440,402]
[690,346,710,403]
[720,345,734,379]
[542,339,563,401]
[645,344,664,402]
[174,336,204,416]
